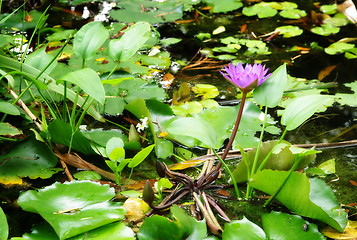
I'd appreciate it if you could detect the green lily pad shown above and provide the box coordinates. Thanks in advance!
[243,2,278,18]
[311,24,340,36]
[22,221,135,240]
[73,171,102,181]
[325,42,355,55]
[262,211,326,240]
[171,101,203,116]
[18,181,126,240]
[0,137,59,185]
[279,9,306,19]
[137,205,206,240]
[222,216,266,240]
[110,0,183,24]
[251,170,348,232]
[276,25,303,38]
[202,0,243,13]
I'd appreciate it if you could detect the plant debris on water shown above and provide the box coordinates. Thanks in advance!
[0,0,357,240]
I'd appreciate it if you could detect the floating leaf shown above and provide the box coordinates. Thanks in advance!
[251,170,348,232]
[18,181,126,240]
[325,42,355,55]
[0,137,59,185]
[276,25,303,38]
[203,0,243,13]
[192,84,219,100]
[279,8,306,19]
[137,215,183,240]
[243,2,278,18]
[73,171,102,181]
[222,216,266,240]
[171,205,207,240]
[262,211,326,240]
[110,0,183,24]
[171,101,203,116]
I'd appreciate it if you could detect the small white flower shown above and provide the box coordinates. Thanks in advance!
[136,117,149,132]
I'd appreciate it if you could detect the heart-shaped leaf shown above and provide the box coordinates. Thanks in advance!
[18,181,126,240]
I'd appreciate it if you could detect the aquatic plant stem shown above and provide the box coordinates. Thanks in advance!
[263,158,299,207]
[212,149,241,199]
[215,91,247,170]
[246,106,268,198]
[256,128,288,172]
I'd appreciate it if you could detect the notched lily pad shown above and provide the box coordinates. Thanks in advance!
[17,181,126,240]
[0,137,59,185]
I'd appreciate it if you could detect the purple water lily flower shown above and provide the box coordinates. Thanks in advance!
[220,62,272,93]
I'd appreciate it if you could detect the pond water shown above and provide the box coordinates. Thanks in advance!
[1,0,357,238]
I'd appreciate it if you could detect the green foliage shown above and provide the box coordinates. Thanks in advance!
[281,95,330,130]
[58,68,105,104]
[0,137,60,184]
[73,21,109,61]
[0,206,9,240]
[137,205,207,240]
[251,170,348,232]
[275,25,303,38]
[232,140,317,183]
[48,120,95,154]
[109,22,151,62]
[254,63,287,108]
[222,216,266,240]
[110,0,183,24]
[202,0,243,13]
[0,122,22,136]
[18,181,127,240]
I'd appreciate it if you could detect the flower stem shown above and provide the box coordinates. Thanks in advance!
[215,91,247,170]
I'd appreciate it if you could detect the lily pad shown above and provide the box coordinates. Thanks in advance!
[0,137,59,185]
[262,211,326,240]
[17,181,126,240]
[203,0,243,13]
[110,0,183,24]
[276,25,303,38]
[137,205,206,240]
[251,170,348,232]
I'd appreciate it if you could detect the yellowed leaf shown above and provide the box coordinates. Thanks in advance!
[322,220,357,239]
[318,65,337,81]
[169,159,206,170]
